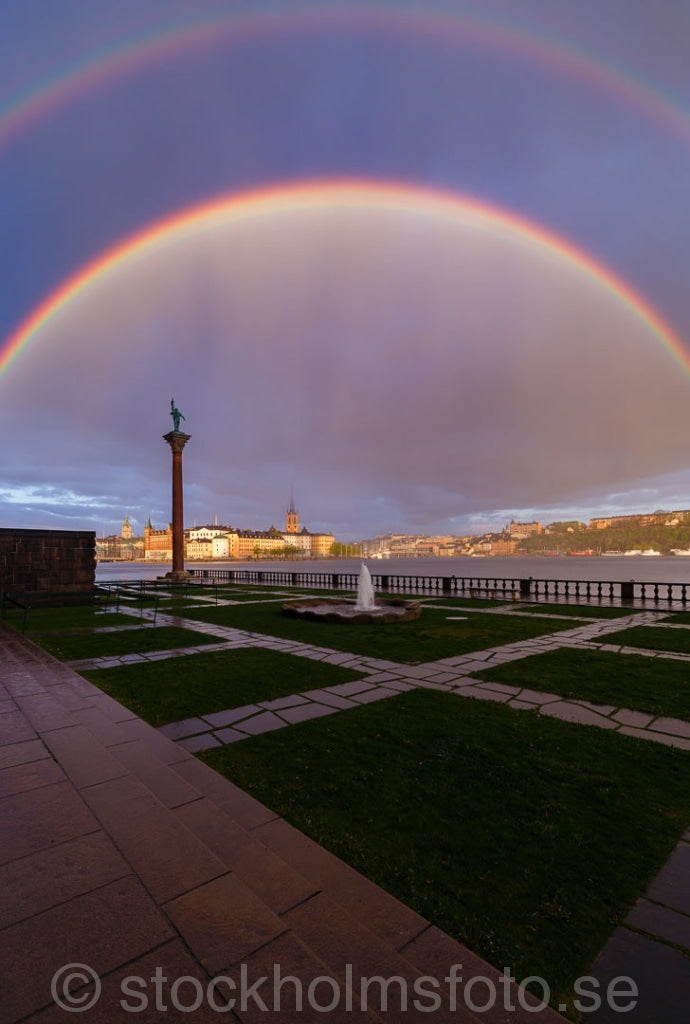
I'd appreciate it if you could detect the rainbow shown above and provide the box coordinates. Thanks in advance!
[1,4,689,153]
[1,178,687,377]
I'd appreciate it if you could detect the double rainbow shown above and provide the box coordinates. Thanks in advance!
[1,6,688,375]
[2,5,688,152]
[1,179,687,377]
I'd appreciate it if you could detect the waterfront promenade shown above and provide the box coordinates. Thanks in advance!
[1,588,690,1020]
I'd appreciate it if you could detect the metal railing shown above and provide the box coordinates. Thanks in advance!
[0,592,30,631]
[187,568,690,605]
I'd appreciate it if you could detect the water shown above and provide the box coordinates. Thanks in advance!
[96,554,690,586]
[355,563,376,610]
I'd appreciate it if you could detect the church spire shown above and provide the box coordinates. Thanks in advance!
[286,493,299,534]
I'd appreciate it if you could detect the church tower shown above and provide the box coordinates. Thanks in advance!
[122,515,132,540]
[286,495,299,534]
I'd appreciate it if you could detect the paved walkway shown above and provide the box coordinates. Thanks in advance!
[3,596,690,1020]
[69,604,690,753]
[0,619,566,1022]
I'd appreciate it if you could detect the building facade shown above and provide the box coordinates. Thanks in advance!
[143,499,335,561]
[144,518,173,561]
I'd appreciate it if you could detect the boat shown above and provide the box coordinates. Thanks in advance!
[641,549,661,556]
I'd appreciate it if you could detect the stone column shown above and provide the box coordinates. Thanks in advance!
[163,430,191,581]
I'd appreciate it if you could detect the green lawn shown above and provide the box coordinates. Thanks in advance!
[660,611,690,625]
[598,624,690,654]
[14,604,141,632]
[421,596,514,609]
[83,647,365,726]
[474,647,690,720]
[34,625,222,661]
[514,603,635,618]
[181,603,568,664]
[202,689,690,1016]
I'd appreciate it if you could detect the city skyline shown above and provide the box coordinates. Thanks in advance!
[2,2,690,542]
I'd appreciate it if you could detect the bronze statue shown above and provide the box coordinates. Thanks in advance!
[170,399,186,432]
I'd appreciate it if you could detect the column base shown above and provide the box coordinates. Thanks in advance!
[159,570,194,583]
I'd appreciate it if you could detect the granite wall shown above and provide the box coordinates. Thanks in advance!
[0,528,96,603]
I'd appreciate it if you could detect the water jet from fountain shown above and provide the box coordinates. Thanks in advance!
[355,563,376,611]
[282,562,421,624]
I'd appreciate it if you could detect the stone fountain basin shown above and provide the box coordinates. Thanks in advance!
[282,596,421,624]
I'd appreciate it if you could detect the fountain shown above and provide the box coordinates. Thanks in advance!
[355,562,376,611]
[282,563,421,624]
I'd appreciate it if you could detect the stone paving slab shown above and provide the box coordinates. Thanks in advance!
[42,724,130,788]
[648,716,690,739]
[82,773,227,903]
[401,677,452,692]
[589,926,690,1023]
[0,780,100,866]
[0,831,129,929]
[0,757,65,799]
[515,688,562,705]
[381,679,417,691]
[212,725,248,744]
[234,710,288,735]
[234,930,383,1023]
[424,671,467,684]
[325,680,376,696]
[255,816,429,952]
[261,694,311,711]
[110,741,202,808]
[114,716,194,765]
[163,872,287,973]
[475,681,523,696]
[456,660,502,674]
[539,701,620,730]
[282,891,422,1018]
[625,897,690,953]
[157,715,210,740]
[4,602,690,1020]
[0,875,174,1022]
[203,703,262,728]
[170,757,279,831]
[278,702,339,723]
[611,709,655,729]
[73,705,138,746]
[14,691,80,733]
[571,699,617,715]
[21,940,232,1024]
[177,731,222,751]
[645,840,690,915]
[349,685,402,704]
[0,709,38,745]
[0,737,51,770]
[400,925,565,1024]
[175,798,318,915]
[458,687,511,703]
[300,687,357,708]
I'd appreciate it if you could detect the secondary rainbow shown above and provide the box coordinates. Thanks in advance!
[1,4,688,153]
[1,179,687,379]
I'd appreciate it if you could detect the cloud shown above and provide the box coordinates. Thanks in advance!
[3,3,690,539]
[4,199,690,538]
